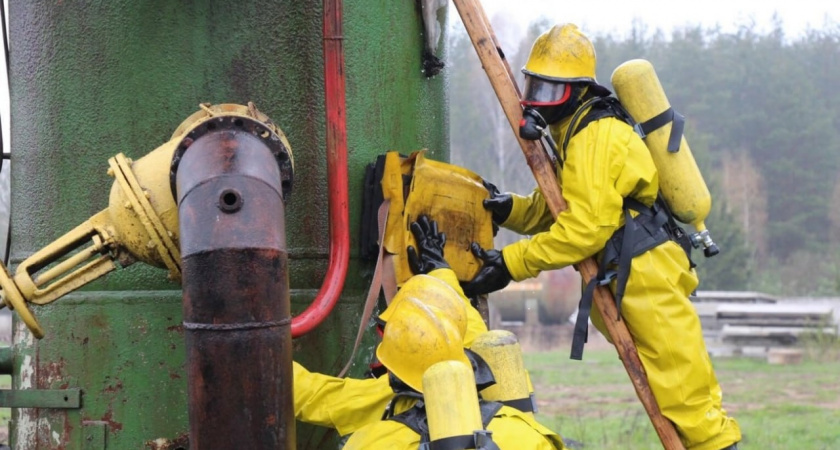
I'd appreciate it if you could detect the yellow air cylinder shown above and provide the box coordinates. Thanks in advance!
[611,59,718,256]
[423,360,483,444]
[470,330,534,417]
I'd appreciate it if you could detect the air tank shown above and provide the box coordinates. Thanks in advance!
[611,59,719,256]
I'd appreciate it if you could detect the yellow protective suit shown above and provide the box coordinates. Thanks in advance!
[343,404,565,450]
[499,106,741,450]
[293,267,489,437]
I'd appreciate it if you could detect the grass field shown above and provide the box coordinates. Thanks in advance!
[525,338,840,449]
[1,338,837,448]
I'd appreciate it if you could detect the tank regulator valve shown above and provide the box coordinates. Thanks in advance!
[690,229,720,258]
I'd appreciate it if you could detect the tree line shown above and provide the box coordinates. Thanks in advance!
[448,17,840,295]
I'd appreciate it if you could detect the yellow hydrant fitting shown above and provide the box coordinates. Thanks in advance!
[470,330,535,416]
[0,102,294,338]
[423,360,484,444]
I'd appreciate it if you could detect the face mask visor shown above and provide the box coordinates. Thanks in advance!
[520,77,570,107]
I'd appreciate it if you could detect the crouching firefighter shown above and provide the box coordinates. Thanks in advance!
[460,23,741,450]
[344,294,564,450]
[292,216,562,448]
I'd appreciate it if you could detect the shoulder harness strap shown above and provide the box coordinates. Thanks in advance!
[501,394,537,413]
[387,398,504,450]
[638,107,685,153]
[560,96,637,164]
[387,400,431,447]
[571,195,693,360]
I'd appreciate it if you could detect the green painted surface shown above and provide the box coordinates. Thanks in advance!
[9,0,447,448]
[0,389,81,409]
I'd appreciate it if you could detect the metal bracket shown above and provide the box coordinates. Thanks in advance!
[0,388,81,408]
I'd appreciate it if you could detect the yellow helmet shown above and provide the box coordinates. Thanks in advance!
[521,24,608,106]
[377,274,467,338]
[376,297,471,393]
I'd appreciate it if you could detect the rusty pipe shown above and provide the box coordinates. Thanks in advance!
[176,123,294,449]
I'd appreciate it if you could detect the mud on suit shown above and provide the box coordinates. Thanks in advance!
[498,103,741,450]
[292,268,559,448]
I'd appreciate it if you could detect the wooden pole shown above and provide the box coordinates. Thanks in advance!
[451,1,685,448]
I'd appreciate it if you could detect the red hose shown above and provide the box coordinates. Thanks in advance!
[291,0,350,337]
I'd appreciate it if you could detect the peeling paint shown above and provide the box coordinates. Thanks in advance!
[19,355,33,389]
[102,409,124,432]
[41,358,68,385]
[15,409,37,450]
[145,433,190,450]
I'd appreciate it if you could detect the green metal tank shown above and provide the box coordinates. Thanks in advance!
[7,1,447,448]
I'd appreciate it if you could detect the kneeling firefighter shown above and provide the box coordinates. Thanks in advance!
[293,216,562,448]
[344,294,564,450]
[460,23,741,450]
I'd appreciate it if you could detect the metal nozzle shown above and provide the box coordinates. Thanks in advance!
[690,229,719,258]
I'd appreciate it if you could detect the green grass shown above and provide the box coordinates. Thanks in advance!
[0,374,8,445]
[524,347,840,449]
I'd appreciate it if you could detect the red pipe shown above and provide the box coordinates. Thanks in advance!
[291,0,350,337]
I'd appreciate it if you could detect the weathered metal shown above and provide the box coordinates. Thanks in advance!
[176,118,293,449]
[10,0,448,447]
[0,389,81,409]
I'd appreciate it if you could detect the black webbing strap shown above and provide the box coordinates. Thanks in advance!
[570,198,672,360]
[613,198,670,317]
[383,393,424,420]
[570,253,613,360]
[429,432,501,450]
[614,206,636,318]
[638,107,685,153]
[390,399,504,449]
[430,435,477,450]
[501,396,535,413]
[560,96,609,164]
[478,401,504,427]
[427,401,503,449]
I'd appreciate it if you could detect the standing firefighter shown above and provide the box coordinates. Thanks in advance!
[461,23,741,450]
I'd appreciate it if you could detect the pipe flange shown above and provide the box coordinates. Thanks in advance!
[169,114,295,202]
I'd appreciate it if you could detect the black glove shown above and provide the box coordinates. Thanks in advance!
[482,180,513,226]
[406,215,449,275]
[461,242,512,298]
[519,107,548,141]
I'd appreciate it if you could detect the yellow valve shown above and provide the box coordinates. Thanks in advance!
[470,330,535,417]
[423,360,485,445]
[0,263,44,339]
[0,102,294,338]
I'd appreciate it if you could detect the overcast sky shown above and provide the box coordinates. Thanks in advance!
[453,0,840,48]
[3,1,840,156]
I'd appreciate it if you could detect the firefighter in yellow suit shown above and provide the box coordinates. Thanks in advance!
[460,23,741,450]
[342,294,563,450]
[293,216,562,447]
[291,266,482,437]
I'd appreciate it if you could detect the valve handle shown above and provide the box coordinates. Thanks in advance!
[0,263,45,339]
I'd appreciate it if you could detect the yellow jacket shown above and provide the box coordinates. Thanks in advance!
[498,108,741,450]
[501,113,658,281]
[343,404,565,450]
